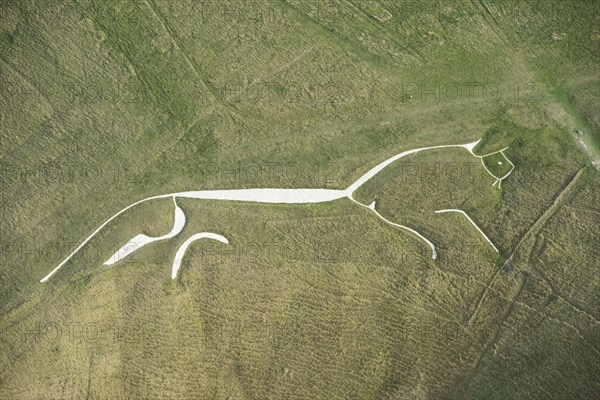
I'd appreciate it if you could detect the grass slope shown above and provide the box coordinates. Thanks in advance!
[1,0,599,399]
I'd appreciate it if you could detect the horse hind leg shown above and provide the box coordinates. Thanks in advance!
[103,197,186,265]
[171,232,229,279]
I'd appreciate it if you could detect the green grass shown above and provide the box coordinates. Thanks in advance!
[1,0,599,399]
[482,152,512,179]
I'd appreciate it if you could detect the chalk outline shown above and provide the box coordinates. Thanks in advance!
[40,138,512,282]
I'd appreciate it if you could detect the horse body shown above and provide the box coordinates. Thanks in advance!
[41,139,510,282]
[173,188,349,204]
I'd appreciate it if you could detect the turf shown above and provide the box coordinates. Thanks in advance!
[1,1,599,399]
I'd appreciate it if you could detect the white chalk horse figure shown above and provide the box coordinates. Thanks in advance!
[40,139,514,282]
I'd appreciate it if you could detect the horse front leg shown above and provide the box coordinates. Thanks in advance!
[348,196,437,259]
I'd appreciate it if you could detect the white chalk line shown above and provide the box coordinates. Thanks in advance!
[469,146,515,188]
[39,193,174,282]
[40,139,503,282]
[103,197,186,266]
[434,209,499,253]
[171,233,229,279]
[347,197,437,259]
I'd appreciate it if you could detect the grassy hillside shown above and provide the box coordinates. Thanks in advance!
[1,0,599,399]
